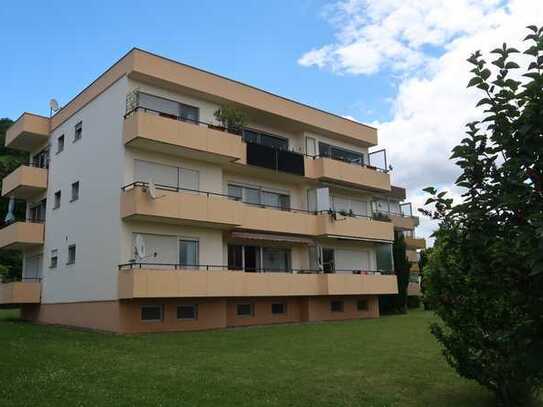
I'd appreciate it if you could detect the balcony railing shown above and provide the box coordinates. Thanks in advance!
[118,262,394,275]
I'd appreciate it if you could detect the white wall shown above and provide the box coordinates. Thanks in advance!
[41,77,128,303]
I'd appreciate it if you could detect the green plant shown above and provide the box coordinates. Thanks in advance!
[213,105,248,135]
[421,26,543,406]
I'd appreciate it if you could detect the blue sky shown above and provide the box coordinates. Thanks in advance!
[0,0,394,123]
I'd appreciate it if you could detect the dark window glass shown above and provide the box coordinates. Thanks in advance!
[237,303,253,316]
[32,148,49,169]
[323,249,335,273]
[54,191,61,209]
[330,300,344,312]
[177,305,197,320]
[242,129,259,144]
[271,303,286,314]
[50,250,58,268]
[141,305,163,321]
[30,199,46,223]
[262,248,290,272]
[57,135,65,154]
[179,240,198,266]
[228,245,243,270]
[228,184,242,201]
[67,245,76,265]
[357,300,369,311]
[179,103,199,122]
[74,122,82,142]
[71,182,79,202]
[319,142,364,165]
[243,129,288,151]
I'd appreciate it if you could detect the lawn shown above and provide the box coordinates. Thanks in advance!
[0,308,495,407]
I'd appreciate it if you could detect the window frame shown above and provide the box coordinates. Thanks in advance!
[70,181,80,202]
[53,190,61,209]
[330,300,344,313]
[66,244,76,265]
[140,304,163,322]
[236,303,254,317]
[176,304,198,320]
[49,249,58,269]
[271,302,287,315]
[178,239,199,267]
[57,135,65,154]
[74,121,82,142]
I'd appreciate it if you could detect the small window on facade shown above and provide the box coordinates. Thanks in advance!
[177,304,198,320]
[141,305,163,322]
[71,181,79,202]
[357,299,369,311]
[74,121,82,142]
[54,190,61,209]
[57,135,65,154]
[330,300,344,312]
[237,303,254,317]
[50,250,58,268]
[67,244,76,265]
[271,303,287,315]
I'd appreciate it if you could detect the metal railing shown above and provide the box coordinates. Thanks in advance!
[118,262,394,275]
[0,218,45,230]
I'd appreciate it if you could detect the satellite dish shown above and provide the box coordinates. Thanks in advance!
[49,99,60,112]
[146,179,165,200]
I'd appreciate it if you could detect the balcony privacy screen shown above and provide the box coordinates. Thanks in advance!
[246,142,305,176]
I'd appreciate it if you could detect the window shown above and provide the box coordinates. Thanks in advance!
[319,142,364,165]
[305,136,317,156]
[50,250,58,269]
[227,244,243,270]
[322,248,335,273]
[67,244,76,265]
[357,300,369,311]
[134,160,199,191]
[177,304,198,320]
[179,240,198,267]
[32,148,49,169]
[330,300,344,312]
[74,121,82,142]
[57,135,65,154]
[271,303,287,315]
[242,129,289,150]
[138,92,199,123]
[228,184,243,201]
[262,248,290,272]
[29,199,46,223]
[71,181,79,202]
[237,303,254,317]
[228,183,290,210]
[54,191,61,209]
[141,305,163,322]
[179,168,199,191]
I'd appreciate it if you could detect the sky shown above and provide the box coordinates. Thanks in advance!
[1,0,542,243]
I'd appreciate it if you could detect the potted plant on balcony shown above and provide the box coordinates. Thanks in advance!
[214,105,248,136]
[373,212,391,222]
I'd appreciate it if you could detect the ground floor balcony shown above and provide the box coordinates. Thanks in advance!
[0,281,41,305]
[405,237,426,250]
[121,183,394,242]
[118,268,398,299]
[1,165,48,199]
[0,222,45,250]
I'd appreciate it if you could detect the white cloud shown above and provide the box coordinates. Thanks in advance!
[299,0,543,244]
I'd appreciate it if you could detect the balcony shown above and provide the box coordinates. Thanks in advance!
[0,222,45,250]
[121,183,394,242]
[406,249,418,263]
[407,282,421,296]
[5,113,50,151]
[245,142,305,176]
[118,268,398,299]
[305,157,391,192]
[389,213,419,230]
[0,281,41,305]
[2,165,48,199]
[405,237,426,250]
[123,109,244,163]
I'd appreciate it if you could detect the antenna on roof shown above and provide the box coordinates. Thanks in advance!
[49,99,60,117]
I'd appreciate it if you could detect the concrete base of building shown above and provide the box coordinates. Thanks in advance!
[20,295,380,334]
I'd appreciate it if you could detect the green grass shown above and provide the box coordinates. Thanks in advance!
[0,309,496,407]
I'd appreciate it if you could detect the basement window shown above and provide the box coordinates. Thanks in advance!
[271,303,287,315]
[330,300,344,313]
[236,303,254,317]
[357,299,369,311]
[177,304,198,320]
[141,305,163,322]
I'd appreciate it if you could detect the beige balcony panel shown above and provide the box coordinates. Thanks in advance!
[305,157,391,192]
[118,270,398,299]
[123,111,244,163]
[405,237,426,250]
[0,222,45,250]
[2,166,48,199]
[406,249,418,263]
[408,282,422,296]
[239,205,318,236]
[121,187,242,228]
[0,281,41,304]
[6,113,50,151]
[389,214,419,230]
[315,214,394,242]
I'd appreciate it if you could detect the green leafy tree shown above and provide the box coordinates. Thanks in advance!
[213,105,248,135]
[418,247,432,310]
[393,232,410,314]
[421,26,543,406]
[0,118,28,282]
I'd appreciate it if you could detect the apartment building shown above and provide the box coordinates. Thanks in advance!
[0,49,425,333]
